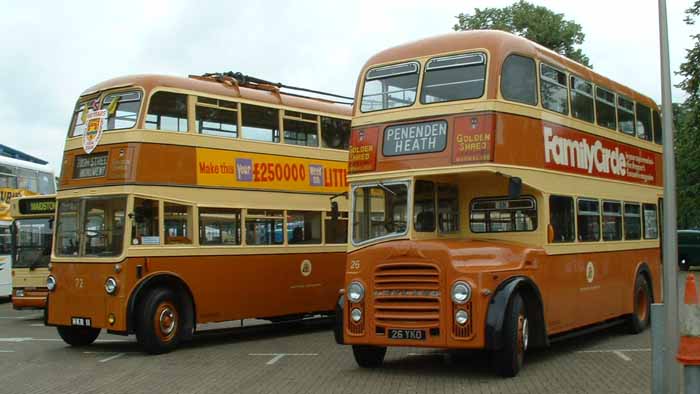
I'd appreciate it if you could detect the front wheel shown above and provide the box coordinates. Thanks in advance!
[57,326,101,347]
[492,293,528,377]
[628,275,651,334]
[136,288,183,354]
[352,345,387,368]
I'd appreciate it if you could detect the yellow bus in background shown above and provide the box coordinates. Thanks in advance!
[10,195,55,309]
[47,73,352,353]
[1,155,56,298]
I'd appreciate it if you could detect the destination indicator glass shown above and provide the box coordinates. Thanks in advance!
[383,120,447,156]
[74,152,108,179]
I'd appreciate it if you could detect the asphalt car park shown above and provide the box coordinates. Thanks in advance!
[0,300,652,394]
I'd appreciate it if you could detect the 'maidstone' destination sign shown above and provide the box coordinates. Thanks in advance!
[383,120,448,156]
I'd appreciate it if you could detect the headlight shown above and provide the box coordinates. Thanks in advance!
[104,277,118,295]
[351,308,362,322]
[348,281,365,303]
[47,275,56,291]
[451,281,472,304]
[15,289,25,297]
[455,309,469,325]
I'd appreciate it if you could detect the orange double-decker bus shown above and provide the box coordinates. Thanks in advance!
[335,31,663,377]
[46,73,352,353]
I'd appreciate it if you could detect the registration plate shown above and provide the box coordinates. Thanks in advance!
[388,329,426,340]
[71,317,92,327]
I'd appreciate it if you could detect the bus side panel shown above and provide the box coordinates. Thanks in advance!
[140,252,345,323]
[543,247,660,335]
[0,254,12,297]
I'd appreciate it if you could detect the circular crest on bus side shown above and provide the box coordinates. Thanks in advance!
[586,261,595,283]
[300,259,312,277]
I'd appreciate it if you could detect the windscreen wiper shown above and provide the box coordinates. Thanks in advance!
[377,182,396,196]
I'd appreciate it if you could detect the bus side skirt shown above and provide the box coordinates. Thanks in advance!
[485,276,548,351]
[333,294,345,345]
[126,273,196,341]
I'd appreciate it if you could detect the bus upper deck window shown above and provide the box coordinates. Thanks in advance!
[284,112,319,147]
[501,54,537,106]
[16,168,38,193]
[570,76,594,123]
[102,91,141,131]
[540,64,568,115]
[146,92,188,132]
[636,103,652,141]
[617,96,636,136]
[361,62,419,112]
[69,101,89,136]
[0,165,17,189]
[242,104,280,143]
[653,110,663,144]
[421,53,486,104]
[321,117,350,150]
[196,96,237,137]
[595,87,617,130]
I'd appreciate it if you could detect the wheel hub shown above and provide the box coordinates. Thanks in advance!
[158,307,176,336]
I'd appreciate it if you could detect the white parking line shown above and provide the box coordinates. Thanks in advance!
[0,315,43,320]
[576,348,650,362]
[0,350,15,353]
[613,350,632,361]
[99,353,125,363]
[29,324,44,327]
[0,337,129,343]
[249,353,318,365]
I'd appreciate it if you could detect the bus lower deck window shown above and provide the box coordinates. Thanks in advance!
[577,199,600,242]
[245,210,283,245]
[164,202,192,245]
[199,208,241,245]
[132,198,160,245]
[438,184,459,233]
[624,203,642,240]
[414,181,436,232]
[602,201,622,241]
[643,204,659,239]
[549,195,575,242]
[470,197,537,233]
[325,212,348,244]
[287,211,321,244]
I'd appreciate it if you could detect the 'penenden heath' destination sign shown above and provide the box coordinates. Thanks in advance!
[383,120,448,156]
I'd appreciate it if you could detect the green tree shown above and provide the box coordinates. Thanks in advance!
[453,0,591,68]
[676,1,700,229]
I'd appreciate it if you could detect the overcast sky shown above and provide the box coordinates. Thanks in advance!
[0,0,696,173]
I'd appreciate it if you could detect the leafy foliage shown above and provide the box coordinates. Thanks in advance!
[676,1,700,229]
[453,0,591,67]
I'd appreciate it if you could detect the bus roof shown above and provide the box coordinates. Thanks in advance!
[80,74,352,117]
[0,155,54,174]
[359,30,659,111]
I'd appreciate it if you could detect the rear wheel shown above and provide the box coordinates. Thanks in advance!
[352,345,387,368]
[56,326,101,347]
[492,293,528,377]
[628,274,651,334]
[136,288,183,354]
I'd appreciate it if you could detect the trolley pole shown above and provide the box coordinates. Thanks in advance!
[657,0,680,393]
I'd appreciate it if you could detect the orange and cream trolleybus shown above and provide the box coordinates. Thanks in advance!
[46,73,352,353]
[335,31,663,377]
[10,194,56,309]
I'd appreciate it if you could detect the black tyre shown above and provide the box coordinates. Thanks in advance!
[352,345,387,368]
[56,325,101,347]
[492,293,528,377]
[628,274,651,334]
[135,287,183,354]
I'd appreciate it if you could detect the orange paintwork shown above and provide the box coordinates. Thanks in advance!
[12,288,48,309]
[352,112,663,187]
[48,252,345,331]
[343,240,660,349]
[344,31,663,351]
